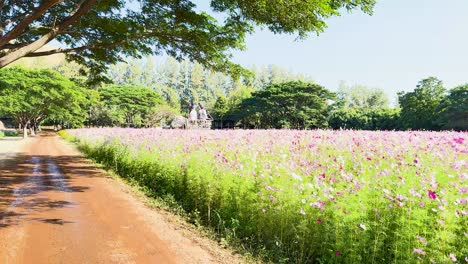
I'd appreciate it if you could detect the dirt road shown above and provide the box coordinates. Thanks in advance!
[0,133,239,264]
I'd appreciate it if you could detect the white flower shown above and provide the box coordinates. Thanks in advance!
[291,173,303,181]
[359,223,367,230]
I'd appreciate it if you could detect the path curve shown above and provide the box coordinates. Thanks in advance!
[0,132,239,264]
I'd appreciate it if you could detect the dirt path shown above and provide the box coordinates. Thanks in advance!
[0,132,241,264]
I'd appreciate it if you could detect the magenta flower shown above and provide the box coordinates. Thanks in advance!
[428,190,437,200]
[335,251,342,256]
[453,137,464,144]
[317,218,322,224]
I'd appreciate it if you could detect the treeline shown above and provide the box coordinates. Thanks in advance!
[1,60,466,133]
[212,77,467,131]
[328,77,467,131]
[105,57,313,113]
[0,67,173,137]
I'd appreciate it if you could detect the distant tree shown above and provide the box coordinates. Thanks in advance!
[88,105,125,127]
[144,105,180,128]
[233,81,334,129]
[227,84,254,110]
[0,0,375,82]
[435,85,468,130]
[329,108,400,130]
[0,67,88,137]
[99,85,164,127]
[212,96,229,128]
[337,83,389,109]
[398,77,446,130]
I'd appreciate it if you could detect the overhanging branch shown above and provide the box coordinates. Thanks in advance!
[0,0,65,48]
[0,0,97,67]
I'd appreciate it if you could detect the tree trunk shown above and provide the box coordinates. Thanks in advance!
[23,124,28,139]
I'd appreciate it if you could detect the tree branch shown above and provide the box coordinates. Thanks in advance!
[24,38,132,57]
[0,0,97,67]
[0,0,65,48]
[24,45,98,57]
[0,42,33,50]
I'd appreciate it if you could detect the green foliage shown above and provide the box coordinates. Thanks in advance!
[97,85,165,127]
[329,108,400,130]
[0,130,19,137]
[212,96,229,120]
[230,81,335,129]
[336,83,390,109]
[88,105,126,127]
[107,57,312,112]
[0,67,89,130]
[398,77,447,130]
[144,105,180,127]
[435,84,468,131]
[0,0,376,82]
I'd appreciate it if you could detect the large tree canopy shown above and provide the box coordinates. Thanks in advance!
[0,67,89,137]
[97,85,164,127]
[0,0,375,82]
[230,81,335,129]
[435,84,468,131]
[398,77,447,130]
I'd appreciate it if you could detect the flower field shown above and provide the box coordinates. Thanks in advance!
[63,128,467,263]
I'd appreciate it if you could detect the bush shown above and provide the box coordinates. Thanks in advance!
[0,130,19,137]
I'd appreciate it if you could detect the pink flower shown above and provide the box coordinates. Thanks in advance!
[335,251,342,256]
[317,218,322,224]
[450,253,457,262]
[428,190,437,200]
[413,248,425,255]
[416,235,427,246]
[454,137,464,144]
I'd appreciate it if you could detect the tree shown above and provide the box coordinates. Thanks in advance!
[0,1,376,82]
[212,96,229,128]
[0,67,88,137]
[144,105,180,128]
[435,85,468,130]
[398,77,446,130]
[336,83,389,109]
[232,81,335,129]
[328,108,400,130]
[98,85,165,127]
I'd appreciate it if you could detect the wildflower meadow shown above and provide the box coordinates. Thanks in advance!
[63,128,467,263]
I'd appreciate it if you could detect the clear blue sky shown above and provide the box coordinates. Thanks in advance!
[197,0,468,100]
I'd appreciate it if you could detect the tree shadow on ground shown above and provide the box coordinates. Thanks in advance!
[0,153,104,228]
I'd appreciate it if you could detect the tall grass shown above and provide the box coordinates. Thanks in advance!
[62,128,467,263]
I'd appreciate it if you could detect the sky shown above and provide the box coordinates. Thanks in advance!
[196,0,468,101]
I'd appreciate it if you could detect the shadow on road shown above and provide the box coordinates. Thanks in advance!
[0,153,101,228]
